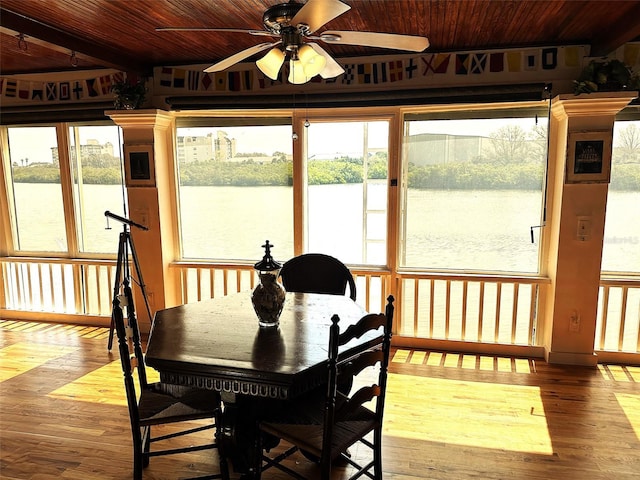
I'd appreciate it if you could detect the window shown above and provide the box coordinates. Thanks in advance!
[175,119,294,261]
[601,119,640,273]
[6,126,67,252]
[400,110,547,273]
[3,123,125,255]
[304,120,389,266]
[68,124,126,254]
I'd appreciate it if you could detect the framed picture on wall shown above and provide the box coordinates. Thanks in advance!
[565,130,612,184]
[124,143,155,187]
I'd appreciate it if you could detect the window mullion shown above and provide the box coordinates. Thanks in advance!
[0,127,17,254]
[56,123,79,256]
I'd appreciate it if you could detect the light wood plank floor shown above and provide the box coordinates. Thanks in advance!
[1,320,639,480]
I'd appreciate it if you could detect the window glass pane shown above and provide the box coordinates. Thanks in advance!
[176,123,293,261]
[6,126,67,252]
[401,115,546,272]
[305,121,388,265]
[602,120,640,273]
[68,124,125,254]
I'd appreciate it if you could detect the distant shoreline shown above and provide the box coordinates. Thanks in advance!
[9,160,640,190]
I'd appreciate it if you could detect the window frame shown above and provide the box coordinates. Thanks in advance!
[398,102,550,274]
[0,121,124,259]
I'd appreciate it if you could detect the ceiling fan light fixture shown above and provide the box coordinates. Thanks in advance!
[298,44,326,77]
[288,58,309,84]
[256,48,285,80]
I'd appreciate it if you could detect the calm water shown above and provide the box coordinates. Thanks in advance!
[12,183,640,273]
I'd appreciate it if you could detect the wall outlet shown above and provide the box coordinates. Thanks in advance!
[133,208,149,228]
[577,216,591,241]
[569,310,581,332]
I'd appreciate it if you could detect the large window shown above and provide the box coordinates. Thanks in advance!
[6,126,67,252]
[3,123,125,255]
[176,119,294,261]
[602,119,640,273]
[400,111,547,273]
[69,125,126,254]
[304,120,389,266]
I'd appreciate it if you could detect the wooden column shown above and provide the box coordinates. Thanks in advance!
[106,109,180,331]
[540,92,636,365]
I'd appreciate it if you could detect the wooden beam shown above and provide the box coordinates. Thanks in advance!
[0,8,151,75]
[589,3,640,57]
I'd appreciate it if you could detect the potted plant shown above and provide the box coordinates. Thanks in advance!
[111,79,147,109]
[573,59,640,94]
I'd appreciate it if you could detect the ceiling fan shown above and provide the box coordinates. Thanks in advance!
[157,0,429,84]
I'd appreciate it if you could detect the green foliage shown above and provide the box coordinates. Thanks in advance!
[78,167,122,184]
[11,164,123,184]
[308,160,362,184]
[610,163,640,190]
[574,59,640,94]
[12,156,639,191]
[179,161,292,186]
[11,165,61,183]
[111,80,147,109]
[408,162,545,190]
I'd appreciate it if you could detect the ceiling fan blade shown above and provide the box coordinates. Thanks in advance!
[156,27,274,37]
[204,42,279,73]
[307,43,345,79]
[291,0,351,34]
[321,30,430,52]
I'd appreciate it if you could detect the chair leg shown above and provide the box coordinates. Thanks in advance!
[373,429,383,480]
[133,442,143,480]
[142,426,151,467]
[219,454,230,480]
[320,454,332,480]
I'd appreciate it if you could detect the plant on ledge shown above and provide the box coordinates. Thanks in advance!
[111,79,147,109]
[573,59,640,94]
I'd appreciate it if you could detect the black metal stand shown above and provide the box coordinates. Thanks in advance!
[106,211,152,351]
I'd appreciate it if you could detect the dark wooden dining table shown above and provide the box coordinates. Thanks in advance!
[145,291,378,478]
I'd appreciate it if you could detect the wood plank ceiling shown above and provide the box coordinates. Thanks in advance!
[1,0,640,76]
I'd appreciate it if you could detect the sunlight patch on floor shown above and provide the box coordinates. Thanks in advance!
[0,342,78,382]
[598,364,640,382]
[49,360,159,405]
[384,373,553,455]
[392,349,535,374]
[615,392,640,441]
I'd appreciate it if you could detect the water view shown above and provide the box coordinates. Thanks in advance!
[12,183,639,274]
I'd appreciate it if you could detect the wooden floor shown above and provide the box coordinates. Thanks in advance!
[1,320,639,480]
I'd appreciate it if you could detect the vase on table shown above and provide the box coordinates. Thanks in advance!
[252,240,286,328]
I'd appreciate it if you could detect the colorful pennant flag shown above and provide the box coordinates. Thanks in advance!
[388,60,403,82]
[173,69,186,88]
[507,52,521,72]
[542,48,557,70]
[455,54,470,75]
[100,75,112,94]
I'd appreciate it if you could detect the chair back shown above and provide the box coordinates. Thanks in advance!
[112,289,147,428]
[321,295,394,467]
[279,253,357,301]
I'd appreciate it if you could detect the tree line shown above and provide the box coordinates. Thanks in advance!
[11,157,640,190]
[10,123,640,190]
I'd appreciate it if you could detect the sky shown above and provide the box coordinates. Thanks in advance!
[7,125,122,164]
[6,118,634,165]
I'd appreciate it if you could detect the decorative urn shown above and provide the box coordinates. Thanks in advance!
[252,240,286,327]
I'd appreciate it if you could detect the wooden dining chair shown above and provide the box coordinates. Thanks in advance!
[257,295,395,480]
[279,253,357,301]
[112,296,229,480]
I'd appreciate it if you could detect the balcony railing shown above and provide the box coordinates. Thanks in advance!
[2,257,640,359]
[394,273,550,351]
[0,257,115,321]
[596,276,640,354]
[172,262,392,315]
